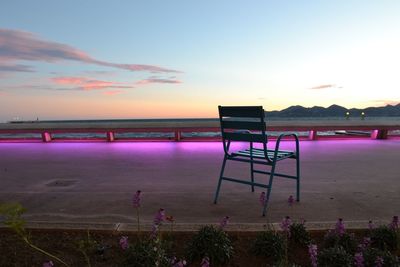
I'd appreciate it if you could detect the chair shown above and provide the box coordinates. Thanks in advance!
[213,106,300,216]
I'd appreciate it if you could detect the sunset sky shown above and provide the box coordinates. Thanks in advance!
[1,1,400,121]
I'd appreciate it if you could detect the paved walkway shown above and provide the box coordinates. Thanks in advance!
[0,140,399,230]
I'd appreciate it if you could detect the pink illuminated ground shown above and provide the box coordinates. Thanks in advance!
[0,140,399,230]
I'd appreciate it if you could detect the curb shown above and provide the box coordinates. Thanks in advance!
[1,220,391,232]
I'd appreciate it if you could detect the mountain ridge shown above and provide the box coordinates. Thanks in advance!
[266,104,400,117]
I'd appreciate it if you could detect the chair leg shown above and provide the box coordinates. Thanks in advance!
[262,162,276,216]
[296,154,300,202]
[250,143,255,192]
[250,160,255,192]
[214,155,227,204]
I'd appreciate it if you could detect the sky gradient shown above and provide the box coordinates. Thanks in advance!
[1,1,400,121]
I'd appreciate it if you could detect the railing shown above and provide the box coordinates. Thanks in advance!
[0,119,399,142]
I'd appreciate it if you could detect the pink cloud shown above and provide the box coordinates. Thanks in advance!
[309,84,337,89]
[371,99,400,106]
[0,28,181,73]
[136,78,182,85]
[51,76,134,90]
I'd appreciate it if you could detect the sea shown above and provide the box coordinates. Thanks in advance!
[1,117,400,140]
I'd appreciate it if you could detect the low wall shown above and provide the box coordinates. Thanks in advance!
[0,119,399,142]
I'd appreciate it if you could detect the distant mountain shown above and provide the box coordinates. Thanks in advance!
[266,104,400,117]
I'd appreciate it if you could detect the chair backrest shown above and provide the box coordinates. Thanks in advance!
[218,106,267,153]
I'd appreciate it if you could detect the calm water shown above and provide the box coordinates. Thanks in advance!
[7,116,400,123]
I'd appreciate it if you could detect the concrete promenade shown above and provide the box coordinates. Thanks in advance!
[0,139,399,230]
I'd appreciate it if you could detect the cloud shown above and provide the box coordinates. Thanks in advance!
[2,84,54,90]
[0,64,34,72]
[136,77,182,85]
[102,90,123,96]
[51,76,134,91]
[309,84,338,89]
[0,28,181,73]
[371,99,400,106]
[84,70,116,75]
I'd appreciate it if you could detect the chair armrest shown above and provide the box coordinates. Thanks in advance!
[271,133,300,160]
[277,133,299,143]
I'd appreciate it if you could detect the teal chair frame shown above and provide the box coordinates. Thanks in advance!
[213,106,300,216]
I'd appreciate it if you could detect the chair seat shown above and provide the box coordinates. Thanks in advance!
[232,148,295,160]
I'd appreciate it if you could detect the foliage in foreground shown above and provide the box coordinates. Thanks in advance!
[362,247,400,267]
[252,230,287,263]
[0,202,71,267]
[317,246,353,267]
[1,201,399,267]
[322,231,358,254]
[369,225,399,252]
[290,222,311,247]
[186,225,233,265]
[120,238,170,267]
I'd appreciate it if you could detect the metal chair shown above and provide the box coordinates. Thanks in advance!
[213,106,300,216]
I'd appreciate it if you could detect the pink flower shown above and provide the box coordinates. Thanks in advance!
[119,236,129,250]
[201,256,210,267]
[335,218,345,236]
[358,237,371,251]
[171,257,187,267]
[368,220,375,230]
[375,256,384,267]
[150,224,159,239]
[363,237,371,247]
[42,261,54,267]
[308,244,318,267]
[166,215,174,222]
[288,195,294,206]
[132,190,141,208]
[220,216,229,230]
[280,216,292,237]
[354,252,364,267]
[153,208,166,225]
[389,215,399,230]
[259,192,266,206]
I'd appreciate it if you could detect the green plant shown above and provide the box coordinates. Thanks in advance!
[0,202,70,267]
[252,230,287,263]
[132,190,142,233]
[363,247,400,267]
[369,225,399,251]
[290,222,311,246]
[186,225,233,265]
[120,237,169,267]
[323,230,357,254]
[76,230,98,267]
[317,246,352,267]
